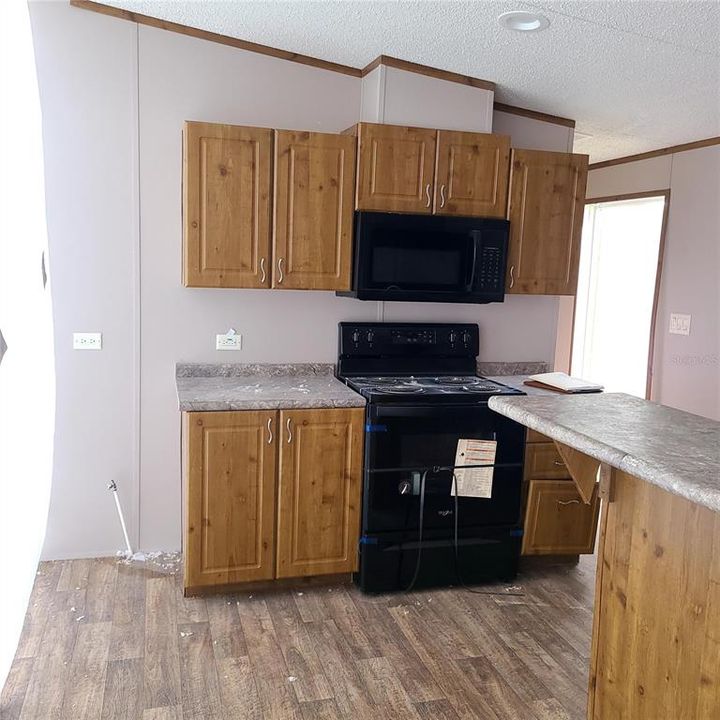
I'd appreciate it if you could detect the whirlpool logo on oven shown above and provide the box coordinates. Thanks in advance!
[437,510,453,517]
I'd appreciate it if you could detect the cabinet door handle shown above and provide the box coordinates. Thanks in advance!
[557,499,580,506]
[277,257,284,284]
[553,460,566,467]
[425,183,431,208]
[286,417,292,443]
[266,417,273,444]
[260,257,266,284]
[440,184,446,208]
[509,265,515,289]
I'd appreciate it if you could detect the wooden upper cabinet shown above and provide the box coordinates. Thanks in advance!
[183,122,272,288]
[183,410,277,589]
[273,130,356,290]
[434,131,510,217]
[355,123,437,214]
[276,408,364,579]
[506,149,588,295]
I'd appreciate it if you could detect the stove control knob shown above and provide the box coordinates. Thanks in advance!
[462,331,472,346]
[398,480,412,496]
[351,330,360,344]
[448,330,458,344]
[366,330,374,343]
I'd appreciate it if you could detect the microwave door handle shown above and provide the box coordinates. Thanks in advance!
[466,234,479,289]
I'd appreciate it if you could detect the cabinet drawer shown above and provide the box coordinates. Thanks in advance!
[522,480,600,555]
[524,442,571,480]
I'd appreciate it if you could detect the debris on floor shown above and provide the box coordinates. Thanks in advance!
[116,549,182,575]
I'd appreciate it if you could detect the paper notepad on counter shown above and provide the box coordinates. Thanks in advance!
[524,372,603,394]
[451,439,497,498]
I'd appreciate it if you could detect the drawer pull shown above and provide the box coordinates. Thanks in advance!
[553,460,566,467]
[557,499,580,506]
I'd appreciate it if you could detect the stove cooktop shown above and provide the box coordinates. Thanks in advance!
[342,374,524,403]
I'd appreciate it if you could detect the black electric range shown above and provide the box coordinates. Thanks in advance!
[337,322,527,593]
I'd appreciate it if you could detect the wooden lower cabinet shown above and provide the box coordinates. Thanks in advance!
[276,408,364,578]
[183,407,364,592]
[522,434,601,556]
[522,479,600,555]
[183,410,277,589]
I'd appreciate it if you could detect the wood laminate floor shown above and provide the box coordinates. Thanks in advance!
[1,555,596,720]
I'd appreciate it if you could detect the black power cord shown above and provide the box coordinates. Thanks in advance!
[451,471,524,597]
[404,469,429,592]
[403,465,523,597]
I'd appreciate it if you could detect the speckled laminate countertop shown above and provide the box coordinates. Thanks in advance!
[488,392,720,513]
[175,363,365,411]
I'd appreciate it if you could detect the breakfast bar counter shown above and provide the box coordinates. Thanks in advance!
[489,392,720,719]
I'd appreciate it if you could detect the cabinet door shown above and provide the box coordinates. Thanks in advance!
[273,130,356,290]
[183,411,277,590]
[276,408,364,578]
[183,122,272,288]
[355,123,437,213]
[506,149,588,295]
[522,479,600,555]
[434,131,510,217]
[524,442,572,481]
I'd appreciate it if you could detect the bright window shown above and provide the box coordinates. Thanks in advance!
[572,195,667,398]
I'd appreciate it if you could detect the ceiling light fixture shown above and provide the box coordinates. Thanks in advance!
[498,11,550,32]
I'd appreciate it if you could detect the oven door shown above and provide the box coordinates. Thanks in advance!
[363,403,525,534]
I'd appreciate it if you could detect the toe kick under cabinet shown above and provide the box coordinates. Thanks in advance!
[182,407,364,594]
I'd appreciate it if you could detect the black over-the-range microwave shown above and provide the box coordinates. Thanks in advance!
[336,211,510,304]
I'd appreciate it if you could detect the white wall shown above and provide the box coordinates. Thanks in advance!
[492,110,574,153]
[363,65,494,131]
[30,1,140,559]
[31,1,576,557]
[588,146,720,420]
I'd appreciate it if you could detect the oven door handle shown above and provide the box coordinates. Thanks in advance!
[373,403,489,419]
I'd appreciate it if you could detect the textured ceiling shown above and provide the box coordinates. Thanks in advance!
[103,0,720,162]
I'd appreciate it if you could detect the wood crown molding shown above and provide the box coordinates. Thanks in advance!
[70,1,579,129]
[589,136,720,170]
[493,102,575,129]
[361,55,495,92]
[69,0,362,77]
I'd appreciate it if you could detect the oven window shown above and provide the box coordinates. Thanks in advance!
[367,230,472,290]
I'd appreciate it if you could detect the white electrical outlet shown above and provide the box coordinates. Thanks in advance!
[73,332,102,350]
[216,331,242,350]
[669,313,691,336]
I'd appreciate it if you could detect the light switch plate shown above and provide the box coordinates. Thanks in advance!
[73,332,102,350]
[669,313,691,336]
[216,333,242,350]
